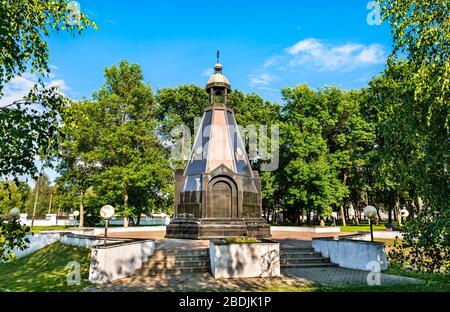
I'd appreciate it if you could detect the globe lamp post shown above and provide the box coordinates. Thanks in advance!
[73,210,80,226]
[331,212,338,226]
[9,207,21,219]
[100,205,115,244]
[363,205,377,242]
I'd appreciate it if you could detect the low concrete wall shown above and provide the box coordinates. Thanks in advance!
[271,226,341,233]
[9,233,61,260]
[91,226,167,235]
[4,232,155,284]
[5,233,133,259]
[60,233,124,247]
[312,237,388,271]
[89,239,155,284]
[210,240,281,279]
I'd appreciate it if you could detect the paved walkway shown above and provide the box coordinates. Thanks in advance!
[282,267,421,286]
[84,273,312,292]
[84,267,420,292]
[83,236,421,292]
[101,230,354,241]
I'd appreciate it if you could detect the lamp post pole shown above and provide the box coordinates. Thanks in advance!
[363,205,377,243]
[369,218,374,242]
[100,205,115,246]
[104,219,109,245]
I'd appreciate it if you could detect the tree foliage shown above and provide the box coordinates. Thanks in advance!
[376,0,450,271]
[58,61,173,225]
[0,0,96,178]
[0,0,96,93]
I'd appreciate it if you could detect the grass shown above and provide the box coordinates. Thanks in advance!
[251,275,450,292]
[0,243,91,292]
[270,221,399,232]
[340,224,389,232]
[29,225,74,233]
[224,237,260,244]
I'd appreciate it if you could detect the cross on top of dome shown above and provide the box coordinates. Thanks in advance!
[206,50,231,93]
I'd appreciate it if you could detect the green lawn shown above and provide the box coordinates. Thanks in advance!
[254,283,450,292]
[0,243,91,292]
[340,224,389,232]
[29,225,74,233]
[270,221,396,232]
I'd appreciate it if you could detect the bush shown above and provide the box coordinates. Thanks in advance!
[223,237,260,244]
[0,216,30,262]
[388,237,450,274]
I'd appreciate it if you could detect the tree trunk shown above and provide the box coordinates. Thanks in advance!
[79,191,84,228]
[48,192,53,214]
[387,199,392,224]
[417,196,423,210]
[319,218,325,227]
[340,173,348,226]
[31,167,43,229]
[340,205,346,226]
[354,202,360,225]
[123,188,129,228]
[137,213,141,226]
[395,197,402,226]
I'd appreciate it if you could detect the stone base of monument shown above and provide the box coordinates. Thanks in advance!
[165,218,271,240]
[209,239,281,279]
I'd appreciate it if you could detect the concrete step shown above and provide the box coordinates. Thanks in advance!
[146,260,210,269]
[281,263,337,268]
[141,248,212,276]
[280,248,315,253]
[153,248,209,256]
[148,254,210,262]
[145,267,211,276]
[280,257,330,265]
[280,252,323,257]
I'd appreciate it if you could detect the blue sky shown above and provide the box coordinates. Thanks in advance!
[2,0,393,183]
[2,0,392,106]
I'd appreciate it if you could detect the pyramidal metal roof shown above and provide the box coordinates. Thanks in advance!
[184,105,253,178]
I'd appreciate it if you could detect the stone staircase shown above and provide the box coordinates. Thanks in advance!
[135,248,211,276]
[280,247,336,268]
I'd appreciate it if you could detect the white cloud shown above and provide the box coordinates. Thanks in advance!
[0,73,69,107]
[249,73,276,87]
[285,38,323,56]
[48,79,70,92]
[201,68,214,77]
[0,74,37,107]
[269,38,385,72]
[263,55,285,68]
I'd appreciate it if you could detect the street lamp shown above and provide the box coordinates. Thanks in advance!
[9,207,21,219]
[400,207,409,224]
[363,205,377,242]
[73,210,80,226]
[331,212,338,226]
[100,205,115,244]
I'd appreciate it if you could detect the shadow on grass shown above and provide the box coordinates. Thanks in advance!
[0,242,91,292]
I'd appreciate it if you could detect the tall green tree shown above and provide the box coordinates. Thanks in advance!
[0,0,96,178]
[0,180,30,215]
[58,99,104,227]
[280,85,347,224]
[0,1,96,259]
[375,0,449,271]
[59,61,172,226]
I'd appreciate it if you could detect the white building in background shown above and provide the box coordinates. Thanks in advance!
[19,213,76,227]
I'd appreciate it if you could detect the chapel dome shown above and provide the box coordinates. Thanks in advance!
[206,63,231,91]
